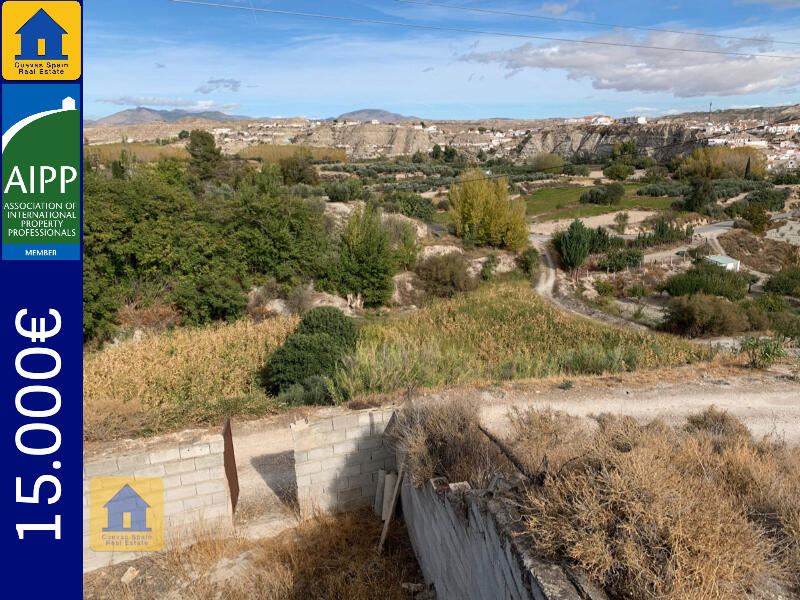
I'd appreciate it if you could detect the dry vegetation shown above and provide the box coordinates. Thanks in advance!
[340,281,710,397]
[238,144,347,162]
[396,401,800,600]
[83,317,298,439]
[84,508,422,600]
[85,143,189,162]
[719,229,798,273]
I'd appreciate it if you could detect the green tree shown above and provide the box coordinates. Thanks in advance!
[530,152,564,174]
[683,177,717,212]
[279,153,319,185]
[443,145,458,162]
[740,204,769,235]
[178,130,190,139]
[603,162,635,181]
[187,130,221,180]
[431,144,442,160]
[554,219,592,270]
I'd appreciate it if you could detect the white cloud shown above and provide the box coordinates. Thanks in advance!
[537,2,579,17]
[461,31,800,97]
[99,96,240,112]
[738,0,800,8]
[625,106,660,113]
[194,78,242,94]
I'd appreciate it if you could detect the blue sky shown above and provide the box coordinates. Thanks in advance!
[85,0,800,120]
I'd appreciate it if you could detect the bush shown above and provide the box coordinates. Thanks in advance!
[262,332,344,395]
[765,266,800,297]
[603,163,635,181]
[594,280,615,297]
[480,254,499,281]
[637,182,690,197]
[597,248,643,272]
[631,218,693,249]
[279,154,319,185]
[663,294,749,337]
[661,263,749,301]
[379,191,435,222]
[414,253,477,298]
[296,306,358,349]
[277,375,335,406]
[740,337,787,369]
[773,169,800,184]
[517,247,541,275]
[580,182,625,205]
[325,178,363,202]
[530,152,564,174]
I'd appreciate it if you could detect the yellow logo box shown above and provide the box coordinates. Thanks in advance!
[89,477,164,552]
[2,1,81,80]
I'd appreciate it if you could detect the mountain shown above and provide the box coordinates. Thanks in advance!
[85,107,251,127]
[660,103,800,124]
[332,109,421,123]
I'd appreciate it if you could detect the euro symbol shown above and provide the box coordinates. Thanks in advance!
[15,309,62,343]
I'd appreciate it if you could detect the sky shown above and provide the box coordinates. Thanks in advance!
[84,0,800,121]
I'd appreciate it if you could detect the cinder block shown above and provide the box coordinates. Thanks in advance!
[133,464,166,478]
[345,426,372,440]
[149,447,180,464]
[202,505,230,520]
[164,459,197,475]
[295,433,331,452]
[162,474,183,490]
[84,458,118,477]
[347,472,375,489]
[181,468,211,485]
[196,479,226,496]
[333,441,358,455]
[209,438,224,454]
[212,492,228,505]
[180,443,210,460]
[340,464,361,477]
[294,451,309,464]
[309,420,333,434]
[164,500,184,516]
[310,470,340,485]
[337,487,365,502]
[326,429,347,443]
[357,412,375,426]
[295,461,321,476]
[357,437,381,450]
[116,454,150,473]
[308,446,334,461]
[194,453,224,470]
[166,485,197,502]
[296,485,311,499]
[320,456,348,471]
[183,494,214,510]
[332,414,359,430]
[296,474,312,488]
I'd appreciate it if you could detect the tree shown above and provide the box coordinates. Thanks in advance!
[411,150,426,163]
[740,204,769,235]
[683,177,716,212]
[554,219,591,270]
[178,130,190,140]
[530,152,564,174]
[448,169,527,251]
[443,145,458,162]
[187,130,221,180]
[431,144,442,160]
[613,211,630,234]
[603,162,635,181]
[325,178,363,202]
[279,153,319,185]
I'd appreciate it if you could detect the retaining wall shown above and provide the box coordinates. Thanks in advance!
[290,407,396,517]
[401,475,607,600]
[83,430,233,572]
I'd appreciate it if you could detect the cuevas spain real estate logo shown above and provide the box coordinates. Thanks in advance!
[2,1,81,80]
[90,478,165,552]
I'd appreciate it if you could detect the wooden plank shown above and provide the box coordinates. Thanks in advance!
[377,465,404,553]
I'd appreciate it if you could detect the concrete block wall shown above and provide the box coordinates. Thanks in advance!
[291,407,396,517]
[401,476,607,600]
[83,430,232,572]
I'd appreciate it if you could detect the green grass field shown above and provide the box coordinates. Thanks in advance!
[525,185,677,221]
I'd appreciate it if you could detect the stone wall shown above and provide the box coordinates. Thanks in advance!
[401,475,607,600]
[83,430,233,572]
[290,407,396,517]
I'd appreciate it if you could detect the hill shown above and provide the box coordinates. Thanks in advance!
[332,109,421,123]
[661,103,800,124]
[85,107,251,126]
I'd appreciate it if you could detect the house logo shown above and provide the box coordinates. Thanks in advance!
[90,478,164,552]
[2,1,81,80]
[15,9,68,60]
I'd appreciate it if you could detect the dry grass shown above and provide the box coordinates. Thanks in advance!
[511,407,800,600]
[391,398,513,488]
[238,144,347,162]
[340,281,710,397]
[83,317,299,439]
[85,143,189,163]
[718,229,796,273]
[83,508,422,600]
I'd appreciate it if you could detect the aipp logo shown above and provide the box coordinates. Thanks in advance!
[2,1,81,80]
[90,478,164,552]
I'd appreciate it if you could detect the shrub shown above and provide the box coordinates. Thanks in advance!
[594,280,615,297]
[262,332,344,395]
[740,337,787,369]
[661,263,749,301]
[414,253,477,298]
[597,248,643,272]
[480,254,499,281]
[603,162,635,181]
[628,284,648,299]
[379,191,435,222]
[613,211,629,233]
[631,218,693,249]
[278,375,335,406]
[296,306,358,349]
[773,169,800,184]
[662,294,749,337]
[279,154,319,185]
[325,178,363,202]
[530,152,564,174]
[517,247,541,276]
[580,182,625,205]
[765,266,800,297]
[637,182,690,197]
